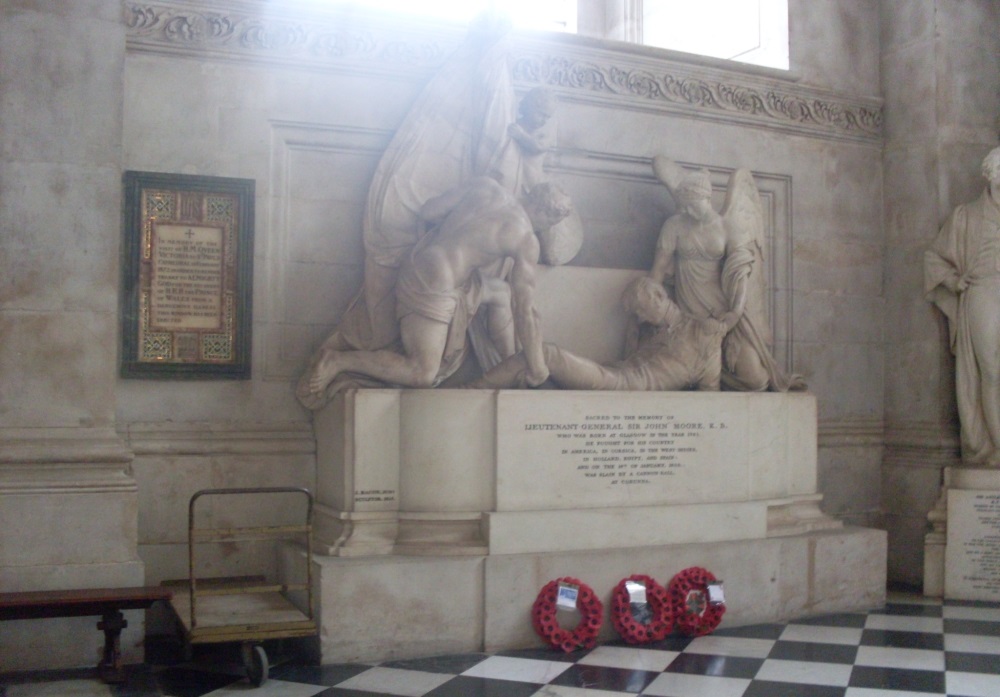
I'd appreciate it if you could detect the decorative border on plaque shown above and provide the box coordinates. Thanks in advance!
[121,171,254,379]
[124,1,881,144]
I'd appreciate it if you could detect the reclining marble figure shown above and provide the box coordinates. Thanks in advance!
[470,276,734,390]
[300,176,572,401]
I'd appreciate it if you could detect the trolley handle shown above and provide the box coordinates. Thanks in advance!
[186,487,314,629]
[188,487,314,515]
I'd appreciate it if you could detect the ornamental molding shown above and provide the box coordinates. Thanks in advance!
[818,418,885,448]
[121,420,316,456]
[123,1,882,144]
[0,427,135,495]
[123,0,457,74]
[510,43,882,144]
[883,421,960,469]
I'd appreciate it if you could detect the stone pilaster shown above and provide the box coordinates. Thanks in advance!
[0,0,141,670]
[879,0,1000,587]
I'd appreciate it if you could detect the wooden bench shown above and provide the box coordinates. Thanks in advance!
[0,586,172,683]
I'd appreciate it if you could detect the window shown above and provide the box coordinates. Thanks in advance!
[322,1,787,70]
[641,0,788,70]
[324,0,577,33]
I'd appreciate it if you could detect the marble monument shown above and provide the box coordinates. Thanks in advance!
[289,20,885,662]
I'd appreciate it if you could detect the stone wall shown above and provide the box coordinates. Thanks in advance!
[0,0,144,671]
[880,0,1000,587]
[14,0,997,670]
[117,2,887,588]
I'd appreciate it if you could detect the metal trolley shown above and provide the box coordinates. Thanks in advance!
[166,487,316,686]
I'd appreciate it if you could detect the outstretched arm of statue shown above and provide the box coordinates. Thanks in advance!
[510,235,549,386]
[718,230,757,330]
[649,226,677,286]
[722,275,748,329]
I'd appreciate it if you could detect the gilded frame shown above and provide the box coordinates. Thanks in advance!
[121,171,254,379]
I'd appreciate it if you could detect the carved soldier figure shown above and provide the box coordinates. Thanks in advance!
[299,177,571,403]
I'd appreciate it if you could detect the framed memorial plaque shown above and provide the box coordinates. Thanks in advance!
[121,171,254,379]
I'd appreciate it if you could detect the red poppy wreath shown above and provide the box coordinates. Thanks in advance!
[668,566,726,636]
[611,574,673,644]
[531,577,603,652]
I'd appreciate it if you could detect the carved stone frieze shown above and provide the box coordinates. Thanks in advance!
[124,0,883,144]
[124,1,452,71]
[511,53,882,142]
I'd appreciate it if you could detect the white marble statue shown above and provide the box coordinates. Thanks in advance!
[488,85,582,266]
[296,19,585,409]
[300,177,571,402]
[648,157,804,391]
[489,86,556,197]
[925,147,1000,466]
[306,23,515,367]
[470,276,734,390]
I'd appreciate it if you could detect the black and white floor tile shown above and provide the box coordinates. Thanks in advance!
[4,593,1000,697]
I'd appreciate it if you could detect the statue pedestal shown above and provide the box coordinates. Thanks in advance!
[302,389,886,662]
[926,467,1000,600]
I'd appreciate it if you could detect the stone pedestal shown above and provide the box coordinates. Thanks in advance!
[313,391,400,556]
[927,468,1000,601]
[297,526,885,663]
[303,388,887,662]
[314,389,842,555]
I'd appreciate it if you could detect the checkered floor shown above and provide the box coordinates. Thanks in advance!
[5,593,1000,696]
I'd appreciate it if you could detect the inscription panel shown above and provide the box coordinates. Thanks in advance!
[496,391,751,511]
[946,489,1000,600]
[121,171,254,378]
[150,224,224,330]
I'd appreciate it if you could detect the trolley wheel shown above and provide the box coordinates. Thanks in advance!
[241,643,268,687]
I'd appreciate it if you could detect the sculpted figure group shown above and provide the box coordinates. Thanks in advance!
[296,31,801,409]
[306,177,571,399]
[648,158,803,392]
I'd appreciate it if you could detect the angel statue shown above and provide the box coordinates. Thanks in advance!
[648,156,804,392]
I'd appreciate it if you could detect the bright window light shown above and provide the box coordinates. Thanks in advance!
[642,0,789,70]
[327,0,576,33]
